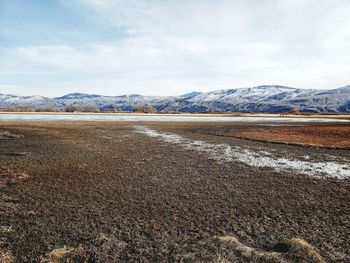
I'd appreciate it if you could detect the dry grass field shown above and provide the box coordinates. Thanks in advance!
[210,125,350,149]
[1,121,349,262]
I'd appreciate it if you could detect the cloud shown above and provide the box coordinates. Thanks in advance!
[1,0,350,96]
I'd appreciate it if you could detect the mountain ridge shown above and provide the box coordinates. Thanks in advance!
[1,85,350,113]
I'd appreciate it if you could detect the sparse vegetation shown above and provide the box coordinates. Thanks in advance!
[218,235,289,263]
[34,108,59,112]
[1,107,36,112]
[218,235,326,263]
[133,105,156,113]
[0,249,16,263]
[100,105,121,113]
[0,131,23,139]
[64,105,82,112]
[39,246,88,263]
[285,238,326,263]
[81,106,100,113]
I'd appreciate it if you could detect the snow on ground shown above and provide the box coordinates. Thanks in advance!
[134,126,350,179]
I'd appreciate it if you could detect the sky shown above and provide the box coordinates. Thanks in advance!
[0,0,350,97]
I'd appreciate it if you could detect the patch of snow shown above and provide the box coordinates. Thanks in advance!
[134,126,350,180]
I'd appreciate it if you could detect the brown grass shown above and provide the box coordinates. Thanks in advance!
[224,126,350,148]
[0,250,16,263]
[0,131,23,140]
[217,236,326,263]
[39,246,88,263]
[0,168,30,181]
[218,236,288,263]
[287,238,326,263]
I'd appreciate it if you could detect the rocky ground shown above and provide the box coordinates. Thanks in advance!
[0,121,349,262]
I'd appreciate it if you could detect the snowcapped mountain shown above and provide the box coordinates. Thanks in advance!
[164,85,350,113]
[0,94,58,109]
[1,85,350,113]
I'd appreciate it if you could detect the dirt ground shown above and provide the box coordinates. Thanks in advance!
[0,121,349,262]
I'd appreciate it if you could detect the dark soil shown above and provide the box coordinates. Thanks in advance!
[0,122,349,262]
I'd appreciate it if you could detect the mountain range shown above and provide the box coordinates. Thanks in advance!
[1,85,350,113]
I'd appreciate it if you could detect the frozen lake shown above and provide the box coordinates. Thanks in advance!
[0,113,349,123]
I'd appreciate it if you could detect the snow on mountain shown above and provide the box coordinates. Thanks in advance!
[179,91,202,99]
[55,93,103,99]
[175,85,349,113]
[1,85,349,113]
[0,94,56,108]
[191,86,299,103]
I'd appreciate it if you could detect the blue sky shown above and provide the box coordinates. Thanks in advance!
[1,0,350,97]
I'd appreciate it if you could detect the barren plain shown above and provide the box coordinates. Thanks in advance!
[1,121,349,262]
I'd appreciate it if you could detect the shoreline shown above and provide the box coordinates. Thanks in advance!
[1,111,350,119]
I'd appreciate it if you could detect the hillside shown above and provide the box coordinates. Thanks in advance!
[1,85,350,113]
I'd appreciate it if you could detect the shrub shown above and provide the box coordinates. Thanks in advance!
[133,105,156,113]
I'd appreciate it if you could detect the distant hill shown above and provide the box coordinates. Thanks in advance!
[1,85,350,113]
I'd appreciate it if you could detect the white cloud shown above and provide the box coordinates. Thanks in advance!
[1,0,350,96]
